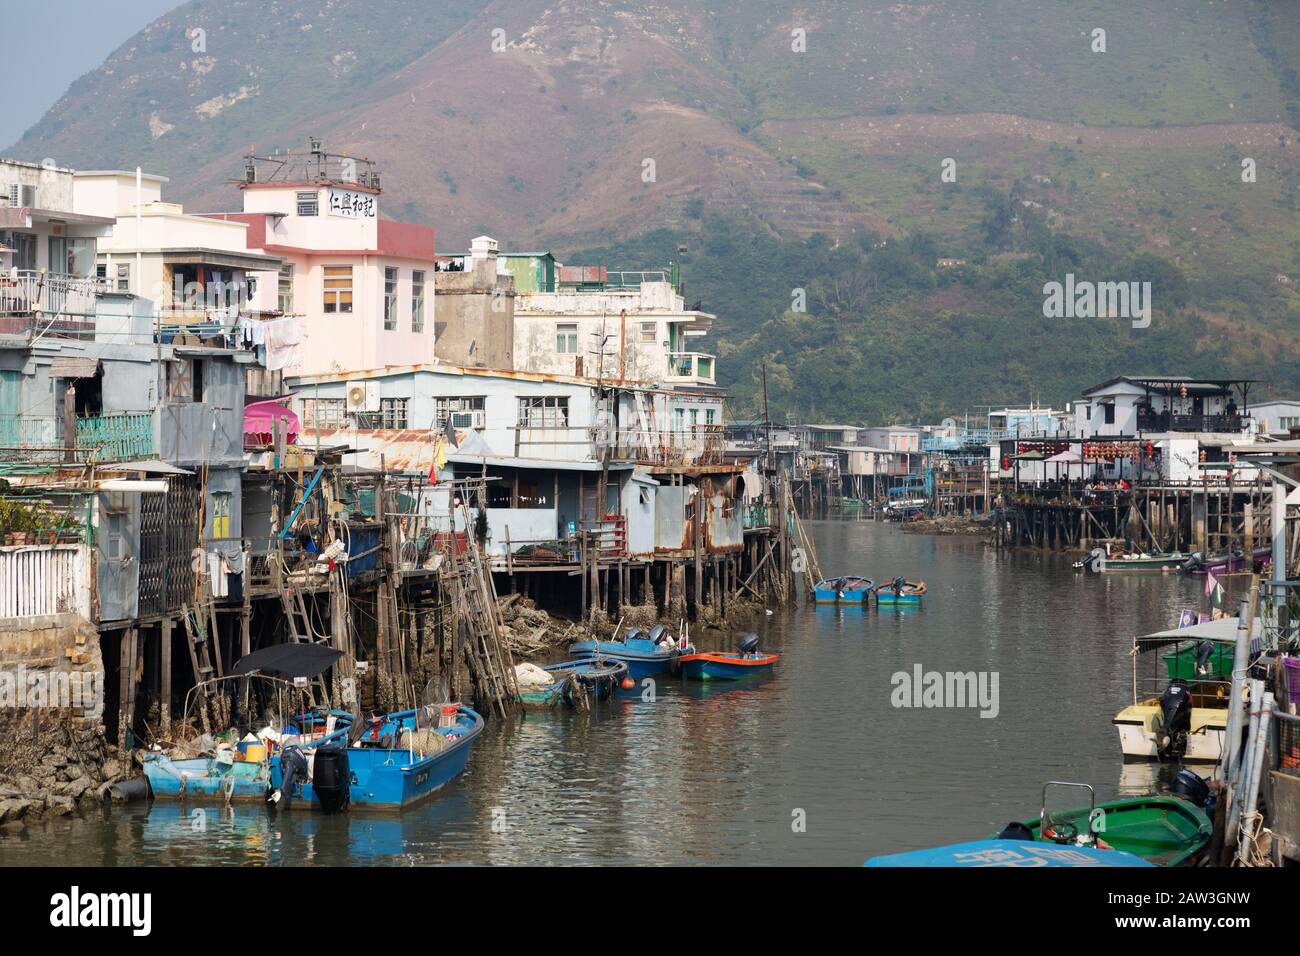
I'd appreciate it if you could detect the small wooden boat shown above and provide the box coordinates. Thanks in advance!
[268,704,483,812]
[1179,545,1272,575]
[142,751,272,802]
[1113,617,1243,763]
[517,658,629,709]
[143,698,353,802]
[874,578,926,606]
[1018,782,1212,867]
[814,575,874,604]
[1075,547,1188,573]
[679,633,778,681]
[568,624,692,680]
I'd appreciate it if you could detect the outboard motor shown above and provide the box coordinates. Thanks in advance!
[1157,678,1192,760]
[1169,768,1214,813]
[738,633,760,656]
[1074,547,1107,573]
[623,627,643,643]
[647,623,667,644]
[311,745,352,814]
[996,821,1035,841]
[1179,552,1204,574]
[269,745,308,812]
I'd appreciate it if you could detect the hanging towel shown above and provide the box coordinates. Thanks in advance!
[262,316,302,372]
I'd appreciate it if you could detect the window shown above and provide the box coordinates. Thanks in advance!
[211,492,231,539]
[1103,403,1115,425]
[1279,416,1300,430]
[296,190,319,216]
[556,322,578,354]
[116,263,131,292]
[639,321,656,343]
[411,270,425,333]
[435,396,485,428]
[302,398,347,426]
[518,396,569,429]
[378,397,408,429]
[383,267,398,330]
[705,409,716,426]
[278,263,294,314]
[323,265,353,313]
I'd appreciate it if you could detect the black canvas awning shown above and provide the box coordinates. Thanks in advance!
[230,643,343,679]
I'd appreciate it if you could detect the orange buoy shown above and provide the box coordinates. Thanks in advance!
[620,677,635,691]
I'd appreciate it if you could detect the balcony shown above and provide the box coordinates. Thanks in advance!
[1136,412,1247,434]
[922,427,1011,451]
[0,271,101,338]
[0,412,155,467]
[606,425,725,467]
[665,351,716,385]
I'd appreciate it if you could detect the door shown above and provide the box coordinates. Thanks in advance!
[97,492,139,622]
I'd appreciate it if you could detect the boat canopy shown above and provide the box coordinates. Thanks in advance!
[864,839,1152,868]
[1135,615,1262,649]
[230,643,345,679]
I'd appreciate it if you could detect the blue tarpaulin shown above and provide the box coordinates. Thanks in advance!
[865,839,1153,868]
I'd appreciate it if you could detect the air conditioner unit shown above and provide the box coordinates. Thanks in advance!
[345,380,380,413]
[451,410,486,430]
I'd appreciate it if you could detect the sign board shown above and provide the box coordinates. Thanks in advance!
[328,188,377,219]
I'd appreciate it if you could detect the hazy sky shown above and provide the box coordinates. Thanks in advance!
[3,0,180,149]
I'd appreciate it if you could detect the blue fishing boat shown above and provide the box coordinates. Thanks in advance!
[814,575,874,604]
[518,658,630,709]
[268,704,483,812]
[679,633,778,681]
[875,577,926,606]
[568,624,692,680]
[142,750,271,801]
[143,709,354,802]
[864,839,1152,867]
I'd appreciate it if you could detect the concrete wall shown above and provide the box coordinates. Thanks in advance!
[432,262,514,369]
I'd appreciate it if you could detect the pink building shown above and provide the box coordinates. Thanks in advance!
[214,159,436,377]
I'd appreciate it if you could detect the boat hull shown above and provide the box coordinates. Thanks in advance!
[1021,796,1212,867]
[680,652,778,681]
[567,639,684,679]
[520,658,629,709]
[1113,703,1226,764]
[876,592,922,606]
[142,753,270,801]
[270,706,484,811]
[814,586,871,604]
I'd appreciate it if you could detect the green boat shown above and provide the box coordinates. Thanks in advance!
[1015,782,1212,867]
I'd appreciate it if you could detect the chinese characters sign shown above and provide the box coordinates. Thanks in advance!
[328,188,377,219]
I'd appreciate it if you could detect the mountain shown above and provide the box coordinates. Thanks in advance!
[9,0,1300,417]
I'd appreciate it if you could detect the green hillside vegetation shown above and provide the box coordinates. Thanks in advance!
[568,201,1300,423]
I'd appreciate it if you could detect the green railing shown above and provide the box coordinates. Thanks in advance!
[76,413,154,462]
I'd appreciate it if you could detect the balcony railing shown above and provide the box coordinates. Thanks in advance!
[0,412,154,466]
[922,427,1011,451]
[605,425,725,467]
[666,351,716,384]
[0,271,102,338]
[1136,412,1247,434]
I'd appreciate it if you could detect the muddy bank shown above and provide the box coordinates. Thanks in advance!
[498,593,766,662]
[900,514,995,538]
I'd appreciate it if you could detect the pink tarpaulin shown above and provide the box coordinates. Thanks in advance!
[244,398,300,447]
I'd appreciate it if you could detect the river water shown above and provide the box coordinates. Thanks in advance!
[0,520,1212,866]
